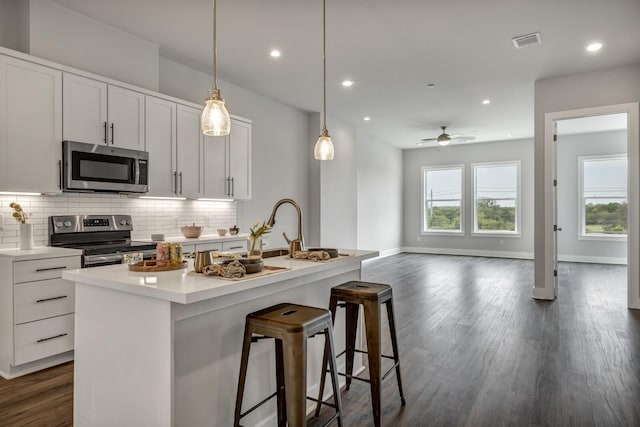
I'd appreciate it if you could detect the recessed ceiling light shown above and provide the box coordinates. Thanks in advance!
[506,133,512,138]
[342,80,354,87]
[482,99,491,105]
[427,83,436,88]
[363,117,371,121]
[586,42,603,52]
[270,49,281,58]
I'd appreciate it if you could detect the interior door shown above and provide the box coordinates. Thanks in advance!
[553,121,559,296]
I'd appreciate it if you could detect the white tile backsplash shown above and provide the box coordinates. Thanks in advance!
[0,194,237,249]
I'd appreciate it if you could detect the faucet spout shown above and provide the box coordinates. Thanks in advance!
[266,198,305,256]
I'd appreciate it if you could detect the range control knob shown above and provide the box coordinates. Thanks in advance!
[63,221,72,227]
[119,219,127,226]
[55,221,64,228]
[125,220,131,226]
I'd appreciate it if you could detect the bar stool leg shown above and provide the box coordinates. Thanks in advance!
[315,295,339,417]
[363,300,382,427]
[324,323,344,427]
[275,339,287,427]
[385,299,406,405]
[234,322,254,427]
[283,333,307,427]
[344,302,360,391]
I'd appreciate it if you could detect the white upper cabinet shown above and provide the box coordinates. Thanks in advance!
[107,85,145,150]
[63,73,145,151]
[0,56,63,194]
[176,104,203,198]
[228,118,252,200]
[203,117,252,200]
[145,96,177,197]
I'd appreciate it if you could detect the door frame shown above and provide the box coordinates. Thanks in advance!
[542,102,640,309]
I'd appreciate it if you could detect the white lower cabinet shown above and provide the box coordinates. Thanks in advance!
[0,251,80,379]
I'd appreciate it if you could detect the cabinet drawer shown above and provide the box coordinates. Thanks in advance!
[222,240,246,253]
[195,242,223,252]
[14,279,75,325]
[14,313,74,365]
[14,256,81,283]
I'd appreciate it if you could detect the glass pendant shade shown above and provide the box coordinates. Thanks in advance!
[314,133,334,160]
[438,137,451,146]
[201,95,230,136]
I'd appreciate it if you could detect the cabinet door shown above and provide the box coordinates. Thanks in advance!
[176,104,202,198]
[107,85,145,150]
[62,73,108,145]
[228,118,252,200]
[0,56,62,194]
[145,96,177,196]
[203,134,229,198]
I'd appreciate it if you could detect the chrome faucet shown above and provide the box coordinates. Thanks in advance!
[266,198,305,257]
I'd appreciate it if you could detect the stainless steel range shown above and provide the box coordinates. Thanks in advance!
[49,215,157,267]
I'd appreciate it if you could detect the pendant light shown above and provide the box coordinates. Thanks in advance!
[201,0,231,136]
[313,0,334,160]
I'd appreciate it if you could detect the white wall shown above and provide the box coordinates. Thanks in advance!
[159,57,311,250]
[357,130,403,255]
[27,0,160,90]
[557,130,627,263]
[403,138,534,258]
[0,194,236,249]
[0,0,28,52]
[534,63,640,289]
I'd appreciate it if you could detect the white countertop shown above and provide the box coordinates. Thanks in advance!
[0,246,82,261]
[63,250,378,304]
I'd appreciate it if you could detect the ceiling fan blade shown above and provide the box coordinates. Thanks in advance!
[419,137,438,142]
[450,136,476,142]
[448,133,464,138]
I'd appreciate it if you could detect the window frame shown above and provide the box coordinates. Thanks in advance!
[421,164,465,236]
[471,160,521,237]
[578,154,628,241]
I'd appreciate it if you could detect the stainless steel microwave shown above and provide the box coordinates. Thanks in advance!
[63,141,149,193]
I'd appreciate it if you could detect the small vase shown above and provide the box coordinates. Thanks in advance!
[247,236,263,259]
[20,223,34,250]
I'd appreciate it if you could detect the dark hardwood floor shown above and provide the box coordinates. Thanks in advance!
[2,254,638,426]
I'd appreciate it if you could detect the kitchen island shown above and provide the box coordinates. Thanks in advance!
[63,250,378,427]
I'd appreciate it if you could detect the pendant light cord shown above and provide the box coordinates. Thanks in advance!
[213,0,218,93]
[322,0,327,134]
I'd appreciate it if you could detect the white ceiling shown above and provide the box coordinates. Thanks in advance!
[50,0,640,149]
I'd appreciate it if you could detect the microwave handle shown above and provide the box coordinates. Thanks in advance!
[135,160,140,184]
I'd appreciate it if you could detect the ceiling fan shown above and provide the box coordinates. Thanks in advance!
[418,126,475,146]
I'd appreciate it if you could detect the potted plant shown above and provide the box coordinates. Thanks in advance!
[10,202,33,250]
[247,221,271,259]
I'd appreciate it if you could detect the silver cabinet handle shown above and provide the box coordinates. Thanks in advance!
[110,123,115,144]
[37,333,68,343]
[226,177,231,196]
[35,266,67,272]
[36,295,68,303]
[173,171,178,194]
[103,121,108,144]
[179,172,183,194]
[58,160,62,189]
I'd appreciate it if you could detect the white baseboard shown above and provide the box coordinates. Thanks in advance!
[558,254,627,265]
[401,246,534,260]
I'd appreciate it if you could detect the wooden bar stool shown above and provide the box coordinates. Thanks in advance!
[315,281,406,427]
[234,303,343,427]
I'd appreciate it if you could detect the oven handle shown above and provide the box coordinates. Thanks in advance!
[83,254,124,266]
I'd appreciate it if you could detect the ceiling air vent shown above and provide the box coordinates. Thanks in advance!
[512,32,542,49]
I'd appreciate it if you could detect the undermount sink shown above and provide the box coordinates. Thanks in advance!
[261,248,290,258]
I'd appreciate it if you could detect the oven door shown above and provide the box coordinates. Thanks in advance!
[63,140,148,193]
[83,249,156,268]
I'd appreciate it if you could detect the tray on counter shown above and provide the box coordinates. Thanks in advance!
[128,260,188,272]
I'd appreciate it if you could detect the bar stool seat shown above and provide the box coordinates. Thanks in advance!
[234,302,343,427]
[316,281,406,427]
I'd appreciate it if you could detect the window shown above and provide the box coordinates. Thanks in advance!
[422,165,464,233]
[579,155,627,239]
[473,162,520,234]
